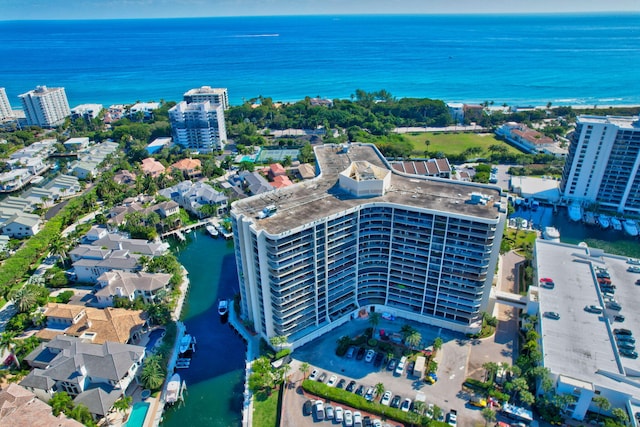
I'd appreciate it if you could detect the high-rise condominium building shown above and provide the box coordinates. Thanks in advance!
[168,101,227,153]
[0,88,13,121]
[560,115,640,214]
[183,86,229,110]
[19,85,71,127]
[232,143,506,348]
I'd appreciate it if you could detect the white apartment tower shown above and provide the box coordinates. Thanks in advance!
[0,88,13,121]
[19,85,71,127]
[232,143,507,349]
[168,101,227,153]
[560,115,640,214]
[183,86,229,110]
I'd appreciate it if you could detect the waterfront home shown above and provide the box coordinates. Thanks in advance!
[170,158,202,179]
[0,383,83,427]
[6,156,46,174]
[63,137,90,152]
[141,157,166,177]
[95,270,172,307]
[0,212,42,238]
[20,335,145,420]
[36,303,147,345]
[159,180,228,218]
[72,253,141,283]
[71,160,100,180]
[235,171,272,195]
[71,104,103,121]
[496,122,562,155]
[0,169,31,191]
[22,174,82,205]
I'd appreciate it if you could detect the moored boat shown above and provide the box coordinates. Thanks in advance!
[623,219,639,237]
[611,217,622,231]
[598,214,610,229]
[543,227,561,242]
[165,373,181,404]
[218,299,228,316]
[584,211,597,226]
[568,204,582,222]
[206,224,219,237]
[179,334,192,354]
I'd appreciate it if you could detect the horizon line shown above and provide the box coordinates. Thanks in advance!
[1,10,639,22]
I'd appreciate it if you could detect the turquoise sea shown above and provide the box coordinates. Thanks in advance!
[162,231,244,427]
[1,14,640,108]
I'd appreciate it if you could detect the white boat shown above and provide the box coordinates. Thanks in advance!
[206,224,219,237]
[218,299,228,316]
[543,227,561,242]
[568,204,582,222]
[611,217,622,231]
[165,373,181,404]
[623,220,639,237]
[598,214,610,229]
[179,334,192,354]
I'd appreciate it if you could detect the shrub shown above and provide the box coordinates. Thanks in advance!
[56,290,74,304]
[367,338,378,347]
[274,348,291,360]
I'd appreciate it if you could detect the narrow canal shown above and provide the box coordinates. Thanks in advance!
[161,229,245,427]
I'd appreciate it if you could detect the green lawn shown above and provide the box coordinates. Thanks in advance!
[252,390,279,427]
[402,132,523,156]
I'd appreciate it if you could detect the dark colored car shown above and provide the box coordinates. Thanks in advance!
[620,349,639,359]
[337,379,346,389]
[387,358,397,371]
[614,315,626,322]
[390,395,402,408]
[318,373,327,383]
[303,400,313,416]
[355,385,365,396]
[356,347,366,360]
[635,279,640,286]
[615,328,633,336]
[363,416,373,427]
[373,352,384,367]
[616,335,636,343]
[618,342,636,351]
[346,380,357,392]
[346,346,356,358]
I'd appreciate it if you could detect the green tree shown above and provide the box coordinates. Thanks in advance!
[270,335,288,351]
[112,395,133,416]
[593,396,611,421]
[49,391,74,416]
[405,330,422,350]
[483,361,499,383]
[140,354,166,390]
[611,407,629,425]
[481,407,496,426]
[69,403,97,427]
[433,336,443,351]
[0,332,18,368]
[368,312,381,337]
[10,286,38,313]
[375,382,385,400]
[400,324,415,340]
[299,361,310,379]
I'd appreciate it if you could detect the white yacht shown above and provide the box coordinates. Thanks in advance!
[206,224,219,237]
[598,214,610,229]
[611,217,622,231]
[543,227,561,242]
[568,204,582,222]
[218,299,229,316]
[623,219,639,237]
[165,373,181,404]
[179,334,192,354]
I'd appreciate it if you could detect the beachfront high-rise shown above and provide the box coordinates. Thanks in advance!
[18,85,71,127]
[0,88,13,121]
[168,101,227,153]
[183,86,229,110]
[560,115,640,214]
[231,143,506,348]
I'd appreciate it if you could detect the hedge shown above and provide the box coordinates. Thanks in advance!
[302,379,436,426]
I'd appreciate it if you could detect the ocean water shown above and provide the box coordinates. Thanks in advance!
[1,14,639,108]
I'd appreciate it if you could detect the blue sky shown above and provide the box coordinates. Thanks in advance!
[2,0,639,20]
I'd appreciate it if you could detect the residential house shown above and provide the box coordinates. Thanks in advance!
[140,157,166,178]
[95,271,172,307]
[84,225,109,242]
[0,169,31,192]
[153,200,179,218]
[145,137,172,154]
[36,303,147,345]
[71,104,103,121]
[271,175,293,189]
[171,158,201,179]
[296,163,316,180]
[268,163,286,180]
[238,171,273,195]
[0,213,41,238]
[496,122,557,154]
[159,180,227,218]
[20,336,145,419]
[113,170,137,186]
[0,383,83,427]
[63,137,90,152]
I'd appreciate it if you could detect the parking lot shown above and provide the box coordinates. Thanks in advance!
[281,312,517,427]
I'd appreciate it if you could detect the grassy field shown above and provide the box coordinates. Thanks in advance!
[402,132,523,156]
[252,390,279,427]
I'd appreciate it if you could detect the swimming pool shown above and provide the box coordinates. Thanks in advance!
[146,328,165,350]
[125,402,150,427]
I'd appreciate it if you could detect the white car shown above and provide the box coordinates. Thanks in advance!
[401,398,412,412]
[334,406,344,423]
[314,400,325,420]
[353,411,363,427]
[447,411,457,426]
[372,420,382,427]
[327,374,338,387]
[365,349,376,362]
[308,369,319,380]
[380,390,392,405]
[344,409,353,427]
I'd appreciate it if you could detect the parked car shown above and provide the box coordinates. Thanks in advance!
[373,352,384,367]
[614,315,626,322]
[447,409,458,426]
[308,369,319,381]
[346,346,356,358]
[618,342,636,351]
[363,416,372,427]
[346,380,356,392]
[355,384,365,396]
[335,406,344,423]
[607,301,622,311]
[615,328,633,336]
[628,258,640,265]
[318,372,327,383]
[364,387,376,401]
[356,347,366,360]
[372,419,382,427]
[539,277,554,282]
[540,281,555,289]
[585,305,603,314]
[407,361,415,373]
[627,266,640,273]
[353,411,363,427]
[381,390,392,405]
[344,409,354,427]
[620,349,639,359]
[390,395,402,408]
[395,356,407,375]
[469,396,487,407]
[635,279,640,285]
[327,375,338,386]
[616,335,636,343]
[387,358,397,371]
[597,277,612,285]
[544,311,560,320]
[365,349,376,363]
[337,378,346,389]
[325,405,334,420]
[314,400,325,420]
[401,398,412,412]
[596,271,610,279]
[303,400,313,416]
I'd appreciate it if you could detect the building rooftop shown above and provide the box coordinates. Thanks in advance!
[536,240,640,396]
[232,143,504,235]
[577,115,640,129]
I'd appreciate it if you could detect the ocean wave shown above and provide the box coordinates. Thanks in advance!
[230,34,280,38]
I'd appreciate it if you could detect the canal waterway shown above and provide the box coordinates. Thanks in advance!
[161,229,245,427]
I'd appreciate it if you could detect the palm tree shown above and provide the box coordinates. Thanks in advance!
[593,396,611,421]
[400,324,415,340]
[0,331,18,368]
[112,395,133,418]
[483,361,499,383]
[140,355,166,390]
[368,312,381,337]
[405,330,422,350]
[413,401,425,415]
[375,382,385,400]
[433,337,443,352]
[482,408,496,426]
[10,286,38,313]
[299,362,310,379]
[49,391,74,416]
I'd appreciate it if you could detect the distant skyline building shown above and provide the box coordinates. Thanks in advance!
[560,115,640,214]
[183,86,229,110]
[168,101,227,153]
[232,143,506,348]
[0,88,13,121]
[19,85,71,127]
